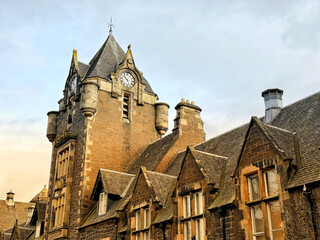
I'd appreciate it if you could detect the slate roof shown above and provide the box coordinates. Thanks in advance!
[0,200,35,232]
[153,195,174,225]
[30,186,48,203]
[127,133,178,174]
[79,196,129,229]
[91,169,135,200]
[143,170,176,206]
[30,201,46,225]
[82,33,154,93]
[4,221,34,240]
[195,150,227,187]
[78,61,90,77]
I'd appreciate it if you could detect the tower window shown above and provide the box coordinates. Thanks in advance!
[123,94,130,120]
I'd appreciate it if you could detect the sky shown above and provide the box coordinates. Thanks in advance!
[1,0,320,202]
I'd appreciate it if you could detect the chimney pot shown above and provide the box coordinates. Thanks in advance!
[262,88,283,124]
[6,191,15,206]
[181,98,185,102]
[191,101,195,105]
[186,100,190,103]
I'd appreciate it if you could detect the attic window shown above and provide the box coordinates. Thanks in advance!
[98,192,107,215]
[123,94,130,120]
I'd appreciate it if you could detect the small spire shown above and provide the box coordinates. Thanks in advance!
[108,17,114,35]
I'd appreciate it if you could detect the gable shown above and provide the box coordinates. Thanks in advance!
[177,151,204,188]
[238,123,280,171]
[131,174,152,205]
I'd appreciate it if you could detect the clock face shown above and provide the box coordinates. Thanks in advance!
[70,77,77,93]
[120,72,135,88]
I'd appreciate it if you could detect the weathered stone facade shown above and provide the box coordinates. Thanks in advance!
[42,30,320,240]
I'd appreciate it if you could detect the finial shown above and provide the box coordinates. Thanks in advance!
[128,44,131,50]
[108,17,114,35]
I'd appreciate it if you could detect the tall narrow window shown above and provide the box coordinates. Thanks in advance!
[123,94,130,120]
[53,195,65,227]
[195,192,203,215]
[246,168,283,240]
[184,221,192,240]
[144,208,150,228]
[99,192,107,215]
[56,147,69,179]
[183,195,191,218]
[135,210,141,230]
[196,218,204,240]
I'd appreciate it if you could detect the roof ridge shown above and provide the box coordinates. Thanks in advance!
[264,123,292,133]
[196,150,228,159]
[100,168,135,176]
[146,170,177,178]
[279,91,320,111]
[195,122,248,147]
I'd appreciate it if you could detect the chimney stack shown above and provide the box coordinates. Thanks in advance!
[6,191,15,206]
[261,88,283,124]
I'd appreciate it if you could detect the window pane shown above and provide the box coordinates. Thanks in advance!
[251,204,264,234]
[264,169,278,197]
[268,201,283,239]
[144,208,150,228]
[196,218,204,240]
[184,221,191,240]
[183,195,191,217]
[136,211,141,230]
[195,192,203,215]
[249,175,260,201]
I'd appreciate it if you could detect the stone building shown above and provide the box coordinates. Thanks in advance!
[43,29,320,240]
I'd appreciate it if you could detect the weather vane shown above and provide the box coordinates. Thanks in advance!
[108,17,114,34]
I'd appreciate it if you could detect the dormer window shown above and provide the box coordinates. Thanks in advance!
[98,192,107,215]
[180,192,204,240]
[245,168,283,240]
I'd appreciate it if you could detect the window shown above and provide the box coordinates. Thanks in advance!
[144,208,150,228]
[135,210,141,230]
[56,147,69,179]
[52,195,65,227]
[123,94,130,120]
[246,168,283,240]
[195,192,203,215]
[181,192,204,240]
[183,195,191,218]
[35,221,41,238]
[99,192,107,215]
[133,207,150,240]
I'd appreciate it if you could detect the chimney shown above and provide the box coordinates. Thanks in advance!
[6,191,15,206]
[172,98,205,141]
[261,88,283,124]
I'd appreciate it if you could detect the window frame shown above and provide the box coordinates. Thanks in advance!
[98,192,107,216]
[180,191,204,240]
[245,168,283,240]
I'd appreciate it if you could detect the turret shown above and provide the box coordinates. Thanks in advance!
[80,81,99,118]
[155,102,170,136]
[46,111,59,142]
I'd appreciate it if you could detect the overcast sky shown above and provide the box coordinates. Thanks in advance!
[1,0,320,202]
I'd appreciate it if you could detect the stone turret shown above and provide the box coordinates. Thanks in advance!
[46,111,59,142]
[80,81,99,118]
[155,102,170,136]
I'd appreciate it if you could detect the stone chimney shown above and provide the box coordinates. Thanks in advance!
[173,98,205,141]
[6,191,15,206]
[262,88,283,124]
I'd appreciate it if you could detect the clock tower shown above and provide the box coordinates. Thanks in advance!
[44,31,169,239]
